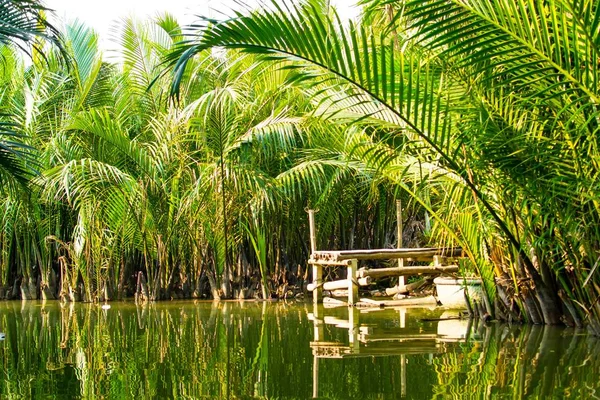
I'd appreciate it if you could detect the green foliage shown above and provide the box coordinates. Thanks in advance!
[1,0,599,334]
[165,0,600,327]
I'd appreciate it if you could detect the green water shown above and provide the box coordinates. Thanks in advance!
[0,301,598,399]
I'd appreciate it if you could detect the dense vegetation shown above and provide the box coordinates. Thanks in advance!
[1,0,600,332]
[0,1,406,304]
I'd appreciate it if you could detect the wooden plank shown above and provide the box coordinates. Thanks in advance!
[359,297,385,305]
[358,265,458,279]
[308,210,322,304]
[308,259,352,266]
[308,210,317,254]
[386,277,432,296]
[356,295,438,308]
[312,344,441,358]
[308,276,371,292]
[324,316,352,328]
[311,247,463,261]
[322,296,347,308]
[359,333,439,342]
[359,304,438,313]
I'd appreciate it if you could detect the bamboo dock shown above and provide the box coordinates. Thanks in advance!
[307,206,464,306]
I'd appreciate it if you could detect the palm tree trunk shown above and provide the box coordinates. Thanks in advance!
[219,157,232,299]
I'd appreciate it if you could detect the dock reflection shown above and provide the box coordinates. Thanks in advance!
[308,304,482,398]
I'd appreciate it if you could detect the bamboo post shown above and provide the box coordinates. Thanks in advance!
[348,307,360,352]
[312,321,323,340]
[399,305,407,397]
[399,307,406,328]
[308,210,322,304]
[312,302,323,399]
[396,200,405,287]
[347,259,359,305]
[401,354,407,397]
[313,356,319,398]
[309,209,317,254]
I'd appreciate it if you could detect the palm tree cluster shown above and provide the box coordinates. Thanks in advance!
[2,0,600,332]
[166,0,600,331]
[0,2,404,303]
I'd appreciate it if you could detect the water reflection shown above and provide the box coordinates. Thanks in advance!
[0,301,598,399]
[309,305,480,398]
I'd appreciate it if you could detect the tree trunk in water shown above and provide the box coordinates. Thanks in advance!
[78,282,87,302]
[181,271,191,298]
[41,269,57,301]
[192,269,204,298]
[41,284,54,300]
[117,260,127,300]
[207,271,221,300]
[20,276,37,300]
[9,278,20,300]
[221,278,231,299]
[533,327,565,397]
[520,283,543,324]
[530,253,563,325]
[135,271,149,303]
[525,270,563,325]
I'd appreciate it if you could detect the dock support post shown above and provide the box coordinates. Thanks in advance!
[308,210,322,304]
[313,355,319,398]
[312,302,323,399]
[347,259,358,305]
[348,307,360,352]
[312,265,322,305]
[399,305,407,397]
[396,200,405,286]
[401,354,407,397]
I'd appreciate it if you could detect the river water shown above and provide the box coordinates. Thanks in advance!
[0,301,598,399]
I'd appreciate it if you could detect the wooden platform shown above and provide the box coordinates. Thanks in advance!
[310,247,463,263]
[308,247,463,305]
[306,208,465,306]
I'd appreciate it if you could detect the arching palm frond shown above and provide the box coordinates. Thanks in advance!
[0,119,35,188]
[0,0,64,58]
[0,0,66,186]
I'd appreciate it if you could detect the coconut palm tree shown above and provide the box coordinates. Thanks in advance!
[166,0,600,330]
[30,15,310,301]
[0,0,64,186]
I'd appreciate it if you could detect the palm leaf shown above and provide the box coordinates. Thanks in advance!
[166,0,531,267]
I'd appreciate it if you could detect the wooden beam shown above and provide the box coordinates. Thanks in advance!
[396,200,405,287]
[357,295,438,308]
[308,209,317,254]
[324,316,352,329]
[308,276,371,292]
[322,297,347,308]
[385,277,433,296]
[308,259,352,266]
[311,247,463,262]
[308,210,322,304]
[348,259,359,306]
[358,265,458,279]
